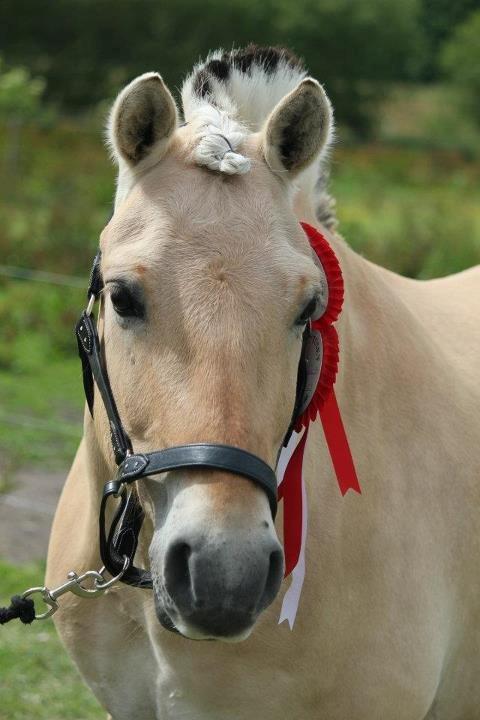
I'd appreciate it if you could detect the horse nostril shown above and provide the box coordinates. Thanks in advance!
[160,535,284,629]
[164,541,193,606]
[259,548,284,611]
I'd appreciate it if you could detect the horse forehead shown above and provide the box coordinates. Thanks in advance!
[103,149,309,284]
[105,184,291,273]
[125,143,280,218]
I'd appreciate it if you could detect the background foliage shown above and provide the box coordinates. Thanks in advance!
[0,0,479,132]
[441,8,480,121]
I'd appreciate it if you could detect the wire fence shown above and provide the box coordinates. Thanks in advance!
[0,263,84,456]
[0,264,86,288]
[0,411,81,438]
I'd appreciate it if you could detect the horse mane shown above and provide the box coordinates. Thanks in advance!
[181,45,338,229]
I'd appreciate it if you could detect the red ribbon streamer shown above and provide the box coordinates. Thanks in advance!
[278,223,361,587]
[320,390,361,496]
[278,427,309,577]
[279,390,360,579]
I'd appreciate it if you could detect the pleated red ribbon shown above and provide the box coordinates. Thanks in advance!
[278,224,361,590]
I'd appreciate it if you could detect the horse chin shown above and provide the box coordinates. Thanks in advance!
[154,601,181,636]
[154,592,255,642]
[172,615,255,643]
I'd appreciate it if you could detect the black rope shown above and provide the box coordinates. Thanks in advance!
[0,595,36,625]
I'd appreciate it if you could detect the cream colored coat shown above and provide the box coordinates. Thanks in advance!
[46,63,480,720]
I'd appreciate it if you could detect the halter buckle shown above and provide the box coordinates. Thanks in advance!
[85,293,96,316]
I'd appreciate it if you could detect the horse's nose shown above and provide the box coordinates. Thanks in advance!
[162,532,284,638]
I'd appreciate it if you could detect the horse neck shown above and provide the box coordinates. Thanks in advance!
[297,198,461,520]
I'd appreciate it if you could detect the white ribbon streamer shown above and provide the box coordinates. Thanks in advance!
[276,428,308,629]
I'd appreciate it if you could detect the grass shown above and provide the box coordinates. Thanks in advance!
[378,83,480,158]
[0,560,104,720]
[332,143,480,278]
[0,121,113,275]
[0,278,84,483]
[0,354,83,487]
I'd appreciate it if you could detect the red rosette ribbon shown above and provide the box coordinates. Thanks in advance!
[277,223,361,629]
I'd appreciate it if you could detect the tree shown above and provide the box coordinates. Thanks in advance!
[0,0,425,134]
[0,58,48,173]
[441,9,480,123]
[419,0,479,80]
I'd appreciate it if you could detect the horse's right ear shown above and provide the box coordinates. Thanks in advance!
[107,72,178,167]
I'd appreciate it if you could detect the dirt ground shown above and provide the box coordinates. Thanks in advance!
[0,467,66,564]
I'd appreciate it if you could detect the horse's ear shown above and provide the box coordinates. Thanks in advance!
[107,72,178,167]
[262,78,333,177]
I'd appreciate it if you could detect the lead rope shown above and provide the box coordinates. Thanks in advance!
[0,596,36,625]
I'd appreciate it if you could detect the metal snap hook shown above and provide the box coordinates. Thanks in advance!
[21,586,59,620]
[20,556,130,620]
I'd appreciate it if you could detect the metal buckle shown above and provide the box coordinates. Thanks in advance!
[21,556,130,620]
[85,293,96,316]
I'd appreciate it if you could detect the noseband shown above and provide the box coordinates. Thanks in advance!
[75,251,310,588]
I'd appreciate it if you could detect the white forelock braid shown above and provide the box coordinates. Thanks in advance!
[189,104,251,176]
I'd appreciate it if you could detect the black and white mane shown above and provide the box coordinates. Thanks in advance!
[182,45,337,230]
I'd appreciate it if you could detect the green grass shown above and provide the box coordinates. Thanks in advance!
[378,84,480,158]
[330,84,480,278]
[0,560,104,720]
[0,121,113,275]
[332,144,480,278]
[0,356,83,469]
[0,280,84,479]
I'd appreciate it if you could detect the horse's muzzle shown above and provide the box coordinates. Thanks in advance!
[152,530,284,640]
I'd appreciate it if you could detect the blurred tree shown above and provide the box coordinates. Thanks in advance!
[419,0,479,80]
[0,0,424,134]
[272,0,424,135]
[441,9,480,124]
[0,57,48,175]
[0,58,45,121]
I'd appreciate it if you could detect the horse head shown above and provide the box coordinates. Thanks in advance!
[93,54,333,640]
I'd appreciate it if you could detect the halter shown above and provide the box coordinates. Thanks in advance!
[75,245,311,588]
[77,294,278,587]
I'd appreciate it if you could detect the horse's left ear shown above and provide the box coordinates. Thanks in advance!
[262,78,333,177]
[107,72,178,167]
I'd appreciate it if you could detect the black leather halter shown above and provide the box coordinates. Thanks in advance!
[75,251,309,588]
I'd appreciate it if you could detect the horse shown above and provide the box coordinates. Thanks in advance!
[46,45,480,719]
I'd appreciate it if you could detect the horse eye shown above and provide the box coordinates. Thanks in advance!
[295,297,318,326]
[110,285,145,319]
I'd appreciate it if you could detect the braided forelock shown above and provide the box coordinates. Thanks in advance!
[188,103,251,176]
